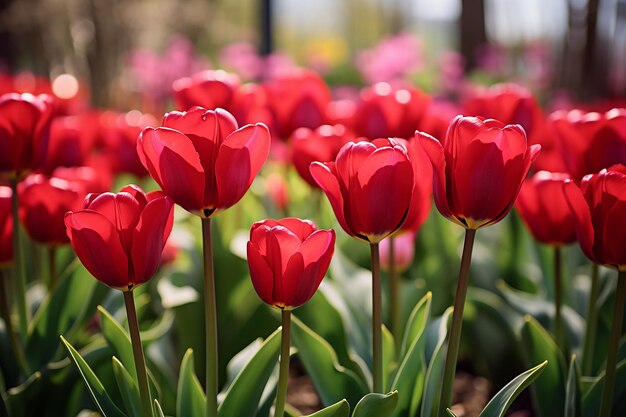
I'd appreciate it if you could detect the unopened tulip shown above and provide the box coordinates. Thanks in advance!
[172,70,240,113]
[65,185,174,290]
[247,218,335,309]
[137,107,270,218]
[310,138,414,243]
[419,115,541,229]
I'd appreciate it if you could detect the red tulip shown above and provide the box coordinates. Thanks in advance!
[419,115,540,229]
[563,165,626,270]
[52,164,112,195]
[0,93,54,179]
[19,174,86,245]
[0,186,12,266]
[172,70,240,113]
[65,185,174,290]
[290,124,356,188]
[352,83,431,140]
[400,135,433,232]
[551,108,626,182]
[44,115,96,172]
[265,173,289,211]
[137,107,270,218]
[310,138,414,243]
[516,171,576,246]
[247,218,335,309]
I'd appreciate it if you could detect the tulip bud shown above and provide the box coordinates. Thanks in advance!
[380,233,415,273]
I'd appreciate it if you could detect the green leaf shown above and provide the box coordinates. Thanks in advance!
[478,361,547,417]
[564,356,581,417]
[382,325,396,391]
[60,336,126,417]
[447,409,459,416]
[99,306,136,380]
[581,359,626,417]
[177,349,206,417]
[154,399,165,417]
[112,356,142,417]
[399,292,432,358]
[291,316,368,407]
[419,308,451,417]
[301,399,350,417]
[218,327,281,417]
[521,316,566,417]
[352,391,398,417]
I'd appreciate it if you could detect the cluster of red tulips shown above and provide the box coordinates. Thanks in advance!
[1,68,625,417]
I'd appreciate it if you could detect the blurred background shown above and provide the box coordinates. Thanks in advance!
[0,0,624,111]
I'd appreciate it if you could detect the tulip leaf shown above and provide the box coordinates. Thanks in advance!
[4,370,42,417]
[112,356,142,417]
[177,349,205,417]
[60,336,126,417]
[447,409,459,417]
[99,306,136,380]
[520,316,566,417]
[382,325,396,391]
[301,399,350,417]
[218,327,281,417]
[564,356,581,417]
[352,391,398,417]
[478,361,547,417]
[581,359,626,417]
[419,308,451,417]
[399,292,432,359]
[291,316,368,407]
[154,399,165,417]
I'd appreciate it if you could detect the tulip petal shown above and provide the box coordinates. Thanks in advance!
[131,196,174,286]
[87,192,141,255]
[563,180,596,263]
[65,211,128,288]
[247,242,275,306]
[275,218,316,241]
[310,162,352,238]
[417,131,454,222]
[137,127,205,212]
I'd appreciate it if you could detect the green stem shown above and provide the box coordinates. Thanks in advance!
[10,179,29,338]
[202,218,218,417]
[553,246,565,353]
[388,236,402,343]
[438,228,477,417]
[371,242,383,393]
[582,263,600,375]
[274,309,291,417]
[0,268,29,374]
[123,290,153,417]
[598,271,626,417]
[49,246,57,290]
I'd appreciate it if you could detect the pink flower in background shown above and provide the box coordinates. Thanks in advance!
[357,33,423,84]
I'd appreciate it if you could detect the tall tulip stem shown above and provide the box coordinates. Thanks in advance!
[598,271,626,417]
[0,268,28,374]
[371,242,383,393]
[202,218,218,417]
[553,247,565,352]
[123,290,153,417]
[582,263,600,375]
[388,236,402,342]
[274,309,291,417]
[438,228,476,417]
[10,179,29,338]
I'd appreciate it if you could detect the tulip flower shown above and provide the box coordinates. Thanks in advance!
[137,106,270,218]
[564,165,626,417]
[65,185,173,417]
[0,186,12,267]
[418,115,540,417]
[290,124,356,188]
[247,217,335,417]
[65,184,174,290]
[420,115,541,230]
[44,115,96,172]
[172,70,240,113]
[0,93,54,180]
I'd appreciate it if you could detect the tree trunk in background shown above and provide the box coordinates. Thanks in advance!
[582,0,601,99]
[460,0,487,72]
[259,0,272,56]
[0,0,18,71]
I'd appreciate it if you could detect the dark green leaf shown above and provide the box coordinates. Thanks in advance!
[177,349,205,417]
[99,306,135,380]
[419,308,451,417]
[581,359,626,417]
[60,336,126,417]
[478,361,547,417]
[218,328,281,417]
[352,391,398,417]
[382,325,396,391]
[112,357,142,417]
[291,316,368,407]
[399,292,432,358]
[564,356,581,417]
[301,400,350,417]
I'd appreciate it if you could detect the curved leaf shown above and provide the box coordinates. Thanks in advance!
[521,316,566,417]
[352,391,398,417]
[301,399,350,417]
[419,308,451,417]
[478,361,547,417]
[154,399,165,417]
[60,336,126,417]
[382,325,396,391]
[99,306,135,380]
[291,316,368,407]
[218,327,281,417]
[177,349,205,417]
[565,356,581,417]
[112,357,142,417]
[581,359,626,417]
[399,292,432,358]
